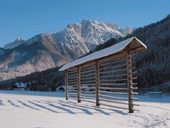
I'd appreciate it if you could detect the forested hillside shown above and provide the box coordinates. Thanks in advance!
[126,14,170,88]
[93,14,170,89]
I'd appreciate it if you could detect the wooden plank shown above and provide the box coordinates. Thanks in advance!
[96,60,100,106]
[65,70,68,100]
[102,91,138,95]
[100,79,128,82]
[80,66,95,72]
[80,69,95,75]
[100,66,127,73]
[68,71,77,76]
[67,67,77,72]
[77,66,81,103]
[98,52,128,64]
[100,91,138,95]
[80,86,96,90]
[100,83,127,86]
[100,87,128,90]
[68,89,78,92]
[99,63,127,70]
[80,74,96,78]
[80,83,96,86]
[68,78,77,82]
[81,91,96,95]
[100,91,129,95]
[100,95,128,100]
[80,81,96,84]
[67,72,77,76]
[100,74,127,78]
[127,51,134,113]
[81,73,95,77]
[80,77,96,81]
[100,68,127,74]
[99,59,127,68]
[80,61,96,69]
[81,93,96,97]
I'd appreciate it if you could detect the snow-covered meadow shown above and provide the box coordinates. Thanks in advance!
[0,90,170,128]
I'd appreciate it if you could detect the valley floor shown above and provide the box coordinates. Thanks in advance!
[0,90,170,128]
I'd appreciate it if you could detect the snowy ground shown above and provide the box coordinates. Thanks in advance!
[0,90,170,128]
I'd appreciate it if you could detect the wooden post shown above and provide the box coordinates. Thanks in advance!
[65,70,68,100]
[77,66,81,103]
[95,61,100,106]
[127,53,134,113]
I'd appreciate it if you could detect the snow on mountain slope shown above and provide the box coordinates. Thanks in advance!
[0,20,133,80]
[58,19,125,50]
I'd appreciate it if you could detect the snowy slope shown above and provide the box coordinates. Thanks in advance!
[0,91,169,128]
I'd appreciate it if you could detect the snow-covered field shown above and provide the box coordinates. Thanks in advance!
[0,90,170,128]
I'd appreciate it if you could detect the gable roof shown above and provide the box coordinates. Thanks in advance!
[59,37,147,71]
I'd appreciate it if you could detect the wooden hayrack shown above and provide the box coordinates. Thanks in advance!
[59,37,147,113]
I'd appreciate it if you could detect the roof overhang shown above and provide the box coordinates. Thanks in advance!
[59,37,147,71]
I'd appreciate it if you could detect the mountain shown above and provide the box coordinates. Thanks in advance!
[0,20,132,81]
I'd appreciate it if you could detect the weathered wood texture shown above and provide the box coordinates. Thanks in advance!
[65,70,68,100]
[127,50,134,113]
[77,66,81,103]
[65,51,137,113]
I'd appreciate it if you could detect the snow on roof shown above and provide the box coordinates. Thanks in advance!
[59,37,147,71]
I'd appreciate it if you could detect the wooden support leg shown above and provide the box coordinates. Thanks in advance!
[95,61,100,106]
[65,70,68,100]
[127,54,134,113]
[77,66,81,103]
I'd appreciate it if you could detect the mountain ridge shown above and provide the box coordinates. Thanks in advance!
[0,19,132,80]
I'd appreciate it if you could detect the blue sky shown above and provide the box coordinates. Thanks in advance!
[0,0,170,47]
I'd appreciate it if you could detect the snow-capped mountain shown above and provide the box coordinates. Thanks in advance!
[0,20,133,80]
